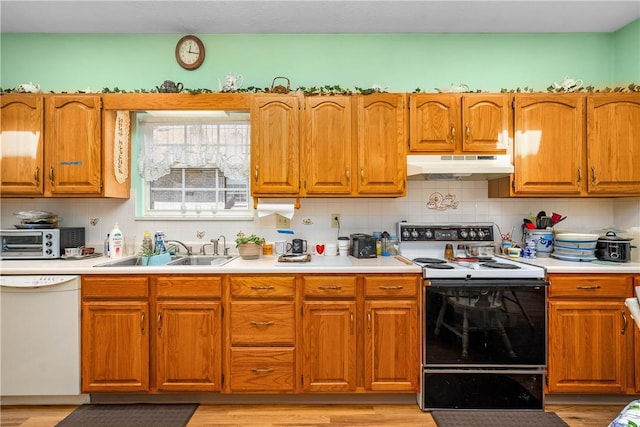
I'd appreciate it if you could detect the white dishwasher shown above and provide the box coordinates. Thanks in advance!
[1,275,88,404]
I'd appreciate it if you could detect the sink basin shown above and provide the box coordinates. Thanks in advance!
[94,254,236,267]
[166,255,237,266]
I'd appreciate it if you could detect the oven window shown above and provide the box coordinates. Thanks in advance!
[424,285,546,366]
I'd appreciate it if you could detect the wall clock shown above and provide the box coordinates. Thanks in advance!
[175,35,205,70]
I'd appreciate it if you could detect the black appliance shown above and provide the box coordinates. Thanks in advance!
[350,233,377,258]
[397,222,548,411]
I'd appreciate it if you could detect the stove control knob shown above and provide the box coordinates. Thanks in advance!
[477,230,486,239]
[460,230,468,239]
[469,230,477,239]
[411,229,419,239]
[425,230,433,239]
[401,229,410,240]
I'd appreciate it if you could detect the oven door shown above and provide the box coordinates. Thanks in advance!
[424,279,547,367]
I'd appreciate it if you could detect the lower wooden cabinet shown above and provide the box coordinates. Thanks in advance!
[81,276,150,392]
[547,274,634,394]
[301,274,420,392]
[226,275,297,392]
[82,275,222,393]
[82,272,421,395]
[302,300,357,391]
[154,275,222,392]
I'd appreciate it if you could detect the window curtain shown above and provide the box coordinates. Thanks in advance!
[137,117,249,182]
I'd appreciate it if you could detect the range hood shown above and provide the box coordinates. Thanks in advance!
[407,154,514,181]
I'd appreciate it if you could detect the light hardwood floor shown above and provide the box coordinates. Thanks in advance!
[0,403,625,427]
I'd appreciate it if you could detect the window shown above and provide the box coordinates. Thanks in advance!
[136,111,252,220]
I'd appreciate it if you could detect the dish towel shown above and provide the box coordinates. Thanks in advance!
[625,297,640,330]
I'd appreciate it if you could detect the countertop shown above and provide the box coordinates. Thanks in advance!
[0,254,422,275]
[513,255,640,274]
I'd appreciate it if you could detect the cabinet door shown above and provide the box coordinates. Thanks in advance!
[462,94,509,153]
[356,94,406,195]
[513,95,584,194]
[81,301,149,392]
[250,95,300,195]
[0,94,44,195]
[409,94,458,152]
[364,300,419,391]
[548,300,631,393]
[45,95,102,196]
[155,301,221,391]
[587,94,640,195]
[302,301,356,391]
[301,96,354,195]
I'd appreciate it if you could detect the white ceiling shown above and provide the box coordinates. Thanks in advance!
[1,0,639,34]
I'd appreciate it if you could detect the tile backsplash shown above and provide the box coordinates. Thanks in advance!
[2,180,638,251]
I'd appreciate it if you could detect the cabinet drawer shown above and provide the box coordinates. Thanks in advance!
[549,274,632,298]
[229,348,295,392]
[230,301,295,345]
[155,276,221,298]
[364,276,419,298]
[82,276,148,299]
[303,276,356,297]
[230,276,295,298]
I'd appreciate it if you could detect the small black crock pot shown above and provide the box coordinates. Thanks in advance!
[595,232,634,262]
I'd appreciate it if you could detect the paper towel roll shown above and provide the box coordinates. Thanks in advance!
[256,201,295,219]
[625,297,640,330]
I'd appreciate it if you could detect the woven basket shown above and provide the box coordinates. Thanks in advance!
[237,242,262,260]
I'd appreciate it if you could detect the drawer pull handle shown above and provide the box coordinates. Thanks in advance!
[380,285,403,290]
[318,285,342,290]
[576,285,601,290]
[250,320,274,326]
[251,367,274,374]
[251,285,275,290]
[621,311,627,335]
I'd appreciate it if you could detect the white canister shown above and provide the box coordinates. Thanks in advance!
[524,230,554,257]
[338,237,349,256]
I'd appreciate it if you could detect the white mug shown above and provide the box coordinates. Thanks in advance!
[274,240,287,255]
[325,243,337,256]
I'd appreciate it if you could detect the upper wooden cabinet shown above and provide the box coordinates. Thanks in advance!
[489,93,640,197]
[258,93,406,198]
[250,94,300,196]
[356,94,407,196]
[45,95,102,196]
[1,93,129,198]
[514,94,585,195]
[409,94,509,154]
[0,94,44,195]
[586,94,640,194]
[301,96,355,195]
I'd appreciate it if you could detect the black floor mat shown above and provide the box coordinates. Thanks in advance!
[56,403,199,427]
[432,410,569,427]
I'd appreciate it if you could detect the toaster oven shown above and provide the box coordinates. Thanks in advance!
[0,228,85,259]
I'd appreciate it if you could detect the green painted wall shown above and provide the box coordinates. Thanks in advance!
[613,19,640,84]
[1,22,638,93]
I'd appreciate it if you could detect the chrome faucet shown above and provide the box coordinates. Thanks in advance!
[217,235,228,256]
[209,238,219,256]
[165,239,193,256]
[200,242,214,255]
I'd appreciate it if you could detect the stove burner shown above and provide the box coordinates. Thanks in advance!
[413,258,446,264]
[424,263,455,270]
[481,261,521,270]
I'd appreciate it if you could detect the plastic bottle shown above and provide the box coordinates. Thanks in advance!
[104,233,110,257]
[109,223,124,259]
[142,231,153,253]
[154,231,166,253]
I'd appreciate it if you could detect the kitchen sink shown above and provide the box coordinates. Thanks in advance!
[166,255,237,266]
[94,254,236,267]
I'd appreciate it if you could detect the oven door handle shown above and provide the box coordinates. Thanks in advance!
[426,279,549,287]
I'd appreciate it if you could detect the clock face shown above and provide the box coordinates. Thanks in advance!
[175,35,205,70]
